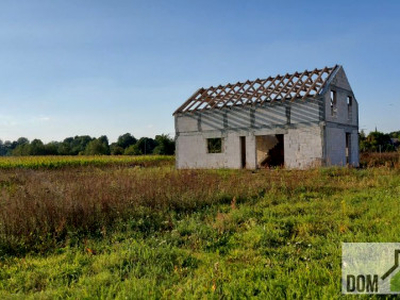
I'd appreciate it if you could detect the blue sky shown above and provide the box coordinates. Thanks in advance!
[0,0,399,142]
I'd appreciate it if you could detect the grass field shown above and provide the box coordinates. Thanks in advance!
[0,155,174,170]
[0,154,399,298]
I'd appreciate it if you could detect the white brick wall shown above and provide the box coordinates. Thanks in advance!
[284,126,323,169]
[176,131,257,169]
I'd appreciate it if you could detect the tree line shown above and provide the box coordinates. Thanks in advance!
[0,133,175,156]
[1,130,398,156]
[359,130,400,152]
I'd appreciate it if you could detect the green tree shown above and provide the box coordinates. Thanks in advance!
[360,131,394,152]
[11,138,30,156]
[29,139,46,155]
[0,140,7,156]
[135,137,156,155]
[44,141,60,155]
[71,136,94,155]
[84,136,110,155]
[12,144,30,156]
[153,134,175,155]
[2,141,13,156]
[110,143,124,155]
[389,131,400,139]
[116,133,137,149]
[16,137,29,146]
[58,137,73,155]
[59,136,94,155]
[359,130,367,152]
[124,144,142,155]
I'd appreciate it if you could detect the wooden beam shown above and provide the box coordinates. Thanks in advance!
[185,89,209,113]
[219,80,250,109]
[315,65,337,95]
[207,82,240,110]
[230,80,259,107]
[281,69,309,101]
[271,72,299,102]
[251,76,275,105]
[173,88,203,114]
[175,66,337,114]
[259,74,289,105]
[289,69,318,102]
[301,67,329,100]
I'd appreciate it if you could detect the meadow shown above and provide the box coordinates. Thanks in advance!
[0,153,399,299]
[0,155,174,170]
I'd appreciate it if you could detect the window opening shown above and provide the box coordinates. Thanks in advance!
[207,138,223,153]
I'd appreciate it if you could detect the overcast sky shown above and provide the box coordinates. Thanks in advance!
[1,0,399,142]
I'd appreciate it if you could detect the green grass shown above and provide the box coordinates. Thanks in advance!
[0,159,400,298]
[0,155,174,169]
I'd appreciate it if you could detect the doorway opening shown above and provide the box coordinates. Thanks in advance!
[240,136,246,168]
[346,133,351,164]
[256,134,284,168]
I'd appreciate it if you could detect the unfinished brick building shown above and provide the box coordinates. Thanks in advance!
[173,65,359,169]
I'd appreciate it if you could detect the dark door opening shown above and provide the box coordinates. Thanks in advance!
[240,136,246,168]
[346,133,351,164]
[256,134,284,168]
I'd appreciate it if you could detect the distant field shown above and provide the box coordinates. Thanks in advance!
[0,156,399,298]
[0,155,174,169]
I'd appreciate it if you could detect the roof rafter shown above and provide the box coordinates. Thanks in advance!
[173,65,338,115]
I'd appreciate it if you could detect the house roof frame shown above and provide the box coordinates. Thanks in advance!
[173,65,339,115]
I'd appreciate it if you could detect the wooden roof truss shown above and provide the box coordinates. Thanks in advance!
[174,65,337,114]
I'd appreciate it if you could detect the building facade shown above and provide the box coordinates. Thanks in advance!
[174,65,359,169]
